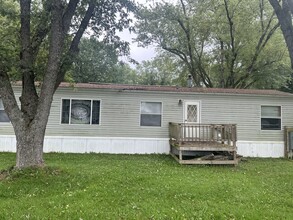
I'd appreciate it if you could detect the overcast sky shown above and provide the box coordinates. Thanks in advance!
[119,0,177,65]
[119,0,178,65]
[118,0,157,65]
[119,29,156,64]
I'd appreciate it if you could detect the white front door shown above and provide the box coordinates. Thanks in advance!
[183,101,200,139]
[184,101,200,123]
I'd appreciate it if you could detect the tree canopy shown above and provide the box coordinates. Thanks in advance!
[135,52,188,86]
[0,0,20,79]
[70,37,138,84]
[135,0,291,88]
[0,0,136,168]
[269,0,293,92]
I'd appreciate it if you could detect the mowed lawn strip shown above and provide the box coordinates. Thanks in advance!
[0,153,293,219]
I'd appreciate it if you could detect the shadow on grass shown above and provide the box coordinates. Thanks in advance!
[0,165,64,181]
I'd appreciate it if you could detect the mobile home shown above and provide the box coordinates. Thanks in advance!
[1,83,293,158]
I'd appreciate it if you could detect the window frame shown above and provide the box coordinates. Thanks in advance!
[140,101,163,127]
[60,98,101,125]
[0,98,10,123]
[260,105,282,131]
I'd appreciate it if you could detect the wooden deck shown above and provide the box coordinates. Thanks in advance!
[169,123,238,165]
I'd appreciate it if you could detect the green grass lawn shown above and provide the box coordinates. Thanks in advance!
[0,153,293,219]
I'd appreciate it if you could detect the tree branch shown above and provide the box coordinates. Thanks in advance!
[269,0,293,69]
[36,0,65,124]
[259,0,265,32]
[162,46,189,65]
[30,0,79,65]
[31,1,52,62]
[0,69,23,125]
[20,0,39,122]
[177,15,199,85]
[224,0,237,87]
[62,0,80,34]
[243,79,258,89]
[247,15,280,73]
[55,1,95,90]
[179,0,187,16]
[233,7,279,88]
[287,0,293,15]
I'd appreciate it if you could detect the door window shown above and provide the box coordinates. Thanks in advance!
[184,102,200,123]
[187,105,198,122]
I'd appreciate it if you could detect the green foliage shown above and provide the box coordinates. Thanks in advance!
[136,53,186,86]
[114,63,139,84]
[70,37,119,83]
[1,153,293,219]
[1,0,137,81]
[135,0,291,89]
[280,74,293,93]
[69,37,138,84]
[269,0,293,71]
[211,0,291,88]
[0,0,20,78]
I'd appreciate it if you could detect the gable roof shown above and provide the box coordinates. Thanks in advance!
[58,82,293,97]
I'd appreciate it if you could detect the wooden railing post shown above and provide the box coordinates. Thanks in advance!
[169,122,238,165]
[178,124,184,142]
[210,125,214,142]
[169,123,237,148]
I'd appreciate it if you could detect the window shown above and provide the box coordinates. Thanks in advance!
[140,102,162,127]
[61,99,100,125]
[261,106,281,130]
[0,99,10,123]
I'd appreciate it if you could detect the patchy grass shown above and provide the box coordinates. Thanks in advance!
[0,153,293,219]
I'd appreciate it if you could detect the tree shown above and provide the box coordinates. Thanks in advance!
[213,0,286,88]
[268,0,293,93]
[136,0,213,87]
[0,0,20,80]
[70,37,138,84]
[269,0,293,69]
[135,0,290,88]
[136,53,185,86]
[71,37,121,83]
[0,0,136,168]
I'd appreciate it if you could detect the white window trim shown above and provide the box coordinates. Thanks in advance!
[260,105,282,131]
[60,98,101,126]
[139,101,163,127]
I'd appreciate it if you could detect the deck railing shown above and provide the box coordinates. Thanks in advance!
[169,122,237,147]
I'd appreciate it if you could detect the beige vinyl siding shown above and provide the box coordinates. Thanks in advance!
[46,87,293,141]
[1,86,293,142]
[199,95,290,141]
[46,88,182,138]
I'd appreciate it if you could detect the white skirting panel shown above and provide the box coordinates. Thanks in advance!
[44,137,170,154]
[237,141,284,158]
[0,135,285,157]
[0,135,170,154]
[0,135,16,152]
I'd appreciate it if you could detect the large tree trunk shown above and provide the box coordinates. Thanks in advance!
[11,92,53,168]
[0,0,131,169]
[12,1,94,168]
[269,0,293,69]
[13,85,55,168]
[16,126,45,168]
